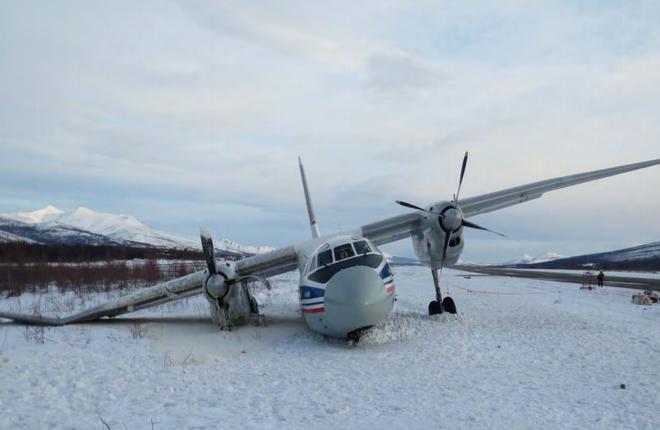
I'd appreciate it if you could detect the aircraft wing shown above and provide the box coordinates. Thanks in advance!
[358,158,660,247]
[235,245,300,278]
[359,212,425,246]
[0,270,207,326]
[0,246,300,326]
[458,158,660,217]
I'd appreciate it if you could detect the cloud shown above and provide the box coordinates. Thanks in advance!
[365,53,439,97]
[1,1,660,259]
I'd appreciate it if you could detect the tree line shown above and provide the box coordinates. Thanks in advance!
[0,242,243,295]
[0,242,240,263]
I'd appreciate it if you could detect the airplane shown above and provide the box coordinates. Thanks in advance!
[1,155,659,342]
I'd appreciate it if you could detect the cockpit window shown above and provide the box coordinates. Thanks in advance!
[353,240,371,255]
[308,255,318,272]
[333,243,355,261]
[317,249,333,267]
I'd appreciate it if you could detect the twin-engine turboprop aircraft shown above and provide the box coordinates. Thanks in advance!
[1,155,659,341]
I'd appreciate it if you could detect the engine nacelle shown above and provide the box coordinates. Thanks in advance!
[411,200,465,269]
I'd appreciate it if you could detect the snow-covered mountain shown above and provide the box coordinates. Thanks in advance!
[382,252,421,266]
[0,206,272,255]
[501,252,566,266]
[4,205,64,224]
[502,242,660,270]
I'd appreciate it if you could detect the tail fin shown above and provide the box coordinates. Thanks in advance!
[298,157,320,238]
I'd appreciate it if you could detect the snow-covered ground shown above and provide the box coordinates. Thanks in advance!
[1,266,659,429]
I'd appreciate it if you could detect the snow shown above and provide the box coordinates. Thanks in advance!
[1,205,64,224]
[1,266,659,429]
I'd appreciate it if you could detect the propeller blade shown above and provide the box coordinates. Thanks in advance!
[200,228,217,274]
[441,230,452,265]
[454,151,468,205]
[462,219,507,237]
[395,200,443,217]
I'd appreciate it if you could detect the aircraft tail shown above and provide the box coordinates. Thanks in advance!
[298,157,320,238]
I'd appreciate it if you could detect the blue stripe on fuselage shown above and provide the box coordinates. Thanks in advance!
[300,285,325,300]
[379,263,392,280]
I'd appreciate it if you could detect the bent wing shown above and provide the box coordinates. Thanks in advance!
[0,247,300,326]
[458,158,660,217]
[0,271,207,326]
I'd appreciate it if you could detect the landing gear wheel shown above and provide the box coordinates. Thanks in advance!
[441,297,457,314]
[428,300,443,315]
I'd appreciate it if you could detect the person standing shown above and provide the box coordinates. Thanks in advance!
[597,270,605,288]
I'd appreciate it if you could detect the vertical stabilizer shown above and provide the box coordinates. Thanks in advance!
[298,157,321,238]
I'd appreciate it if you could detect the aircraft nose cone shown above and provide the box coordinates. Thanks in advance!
[322,265,394,338]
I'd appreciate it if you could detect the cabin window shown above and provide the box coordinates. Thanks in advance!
[308,255,318,272]
[353,240,371,255]
[317,249,333,267]
[333,243,355,261]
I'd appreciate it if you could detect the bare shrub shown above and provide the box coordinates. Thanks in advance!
[0,260,200,296]
[23,325,45,344]
[130,323,146,339]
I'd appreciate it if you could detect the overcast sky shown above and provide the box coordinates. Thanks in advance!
[1,1,660,262]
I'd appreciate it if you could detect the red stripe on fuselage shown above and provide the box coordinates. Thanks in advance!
[303,307,325,313]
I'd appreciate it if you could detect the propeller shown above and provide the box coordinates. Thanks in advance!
[462,219,506,237]
[201,228,217,274]
[395,151,506,270]
[394,200,443,217]
[200,230,272,301]
[200,229,229,299]
[453,151,469,206]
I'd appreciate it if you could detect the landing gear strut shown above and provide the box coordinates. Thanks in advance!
[428,269,457,315]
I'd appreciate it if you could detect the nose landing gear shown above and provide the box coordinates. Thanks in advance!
[428,269,457,315]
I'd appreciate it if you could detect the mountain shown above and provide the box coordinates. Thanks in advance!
[4,205,64,223]
[0,206,272,255]
[384,254,421,266]
[501,242,660,271]
[501,252,565,266]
